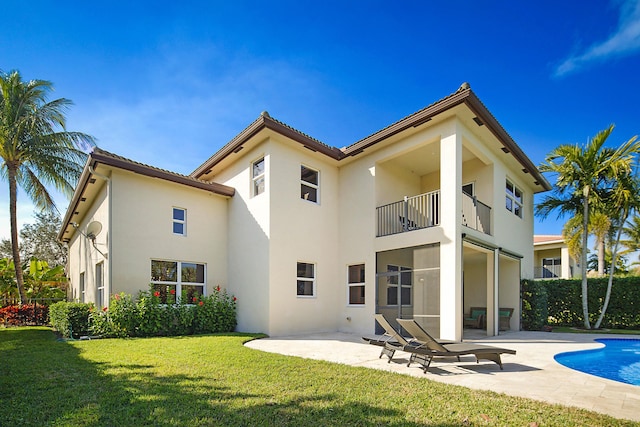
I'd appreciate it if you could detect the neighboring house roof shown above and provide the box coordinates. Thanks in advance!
[534,235,566,245]
[58,148,235,243]
[190,83,552,192]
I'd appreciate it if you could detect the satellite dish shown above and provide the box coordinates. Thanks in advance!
[86,221,102,240]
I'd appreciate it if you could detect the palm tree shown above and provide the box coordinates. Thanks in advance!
[620,215,640,255]
[537,125,640,329]
[561,211,610,276]
[0,70,94,304]
[594,166,640,329]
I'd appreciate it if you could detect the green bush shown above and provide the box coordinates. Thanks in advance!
[49,302,92,338]
[522,276,640,329]
[89,285,236,338]
[521,279,548,331]
[194,286,237,334]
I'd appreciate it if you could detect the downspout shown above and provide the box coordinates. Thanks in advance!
[88,166,112,305]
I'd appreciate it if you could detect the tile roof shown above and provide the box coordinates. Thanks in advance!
[534,235,565,244]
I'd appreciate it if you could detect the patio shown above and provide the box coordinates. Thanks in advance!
[245,330,640,422]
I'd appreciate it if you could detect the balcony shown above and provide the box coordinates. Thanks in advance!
[534,265,566,279]
[376,191,491,237]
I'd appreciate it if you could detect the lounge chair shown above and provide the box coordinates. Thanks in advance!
[362,314,451,363]
[396,318,516,373]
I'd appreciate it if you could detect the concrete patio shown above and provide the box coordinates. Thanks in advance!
[245,330,640,422]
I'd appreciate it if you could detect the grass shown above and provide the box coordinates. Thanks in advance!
[551,326,640,335]
[0,328,637,426]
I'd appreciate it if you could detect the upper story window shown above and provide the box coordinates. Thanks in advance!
[348,264,365,305]
[296,262,316,297]
[301,165,319,203]
[151,259,206,303]
[505,180,523,218]
[173,207,186,235]
[252,157,265,196]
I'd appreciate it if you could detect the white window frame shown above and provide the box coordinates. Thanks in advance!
[386,264,412,306]
[252,157,265,197]
[151,259,206,303]
[505,179,523,218]
[96,262,104,308]
[462,181,475,197]
[347,263,365,306]
[173,207,187,236]
[296,262,316,298]
[79,272,85,303]
[300,165,319,204]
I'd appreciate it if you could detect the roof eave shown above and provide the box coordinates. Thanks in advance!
[191,114,344,179]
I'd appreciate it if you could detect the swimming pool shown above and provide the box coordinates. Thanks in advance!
[554,338,640,386]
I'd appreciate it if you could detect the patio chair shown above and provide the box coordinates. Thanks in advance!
[499,308,514,331]
[396,318,516,373]
[464,307,486,329]
[362,314,451,363]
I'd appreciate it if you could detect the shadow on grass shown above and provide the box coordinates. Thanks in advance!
[0,328,448,426]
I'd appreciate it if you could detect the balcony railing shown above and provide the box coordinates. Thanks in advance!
[376,191,440,237]
[461,192,491,235]
[534,265,563,279]
[376,191,491,237]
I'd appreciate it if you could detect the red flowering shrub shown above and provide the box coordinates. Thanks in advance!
[0,304,49,326]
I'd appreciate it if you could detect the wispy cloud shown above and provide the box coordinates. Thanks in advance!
[554,0,640,77]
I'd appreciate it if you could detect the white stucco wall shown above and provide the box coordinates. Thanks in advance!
[67,178,110,305]
[215,142,271,334]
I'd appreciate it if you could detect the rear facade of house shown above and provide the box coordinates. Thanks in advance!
[59,84,550,341]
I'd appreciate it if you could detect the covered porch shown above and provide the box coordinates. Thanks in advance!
[374,239,521,340]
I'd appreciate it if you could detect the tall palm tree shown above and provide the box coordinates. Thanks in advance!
[0,70,94,304]
[595,165,640,329]
[537,125,640,329]
[562,210,611,276]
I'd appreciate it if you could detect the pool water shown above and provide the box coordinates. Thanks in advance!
[554,338,640,386]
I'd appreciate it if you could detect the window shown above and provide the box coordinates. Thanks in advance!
[173,207,186,235]
[462,182,474,197]
[96,262,104,308]
[301,165,319,203]
[387,265,412,305]
[348,264,365,305]
[151,260,205,303]
[79,272,85,303]
[252,157,265,196]
[505,179,523,218]
[296,262,316,297]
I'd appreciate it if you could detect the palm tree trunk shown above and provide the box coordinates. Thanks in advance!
[581,188,591,329]
[595,212,626,329]
[8,167,26,305]
[597,238,605,276]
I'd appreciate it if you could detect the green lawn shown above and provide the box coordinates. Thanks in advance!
[551,326,640,335]
[0,328,636,426]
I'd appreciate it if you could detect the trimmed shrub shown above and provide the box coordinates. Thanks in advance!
[89,285,236,338]
[521,279,548,331]
[49,302,92,338]
[194,286,237,334]
[0,304,49,326]
[522,277,640,330]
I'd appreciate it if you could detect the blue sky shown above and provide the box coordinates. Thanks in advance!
[2,1,640,241]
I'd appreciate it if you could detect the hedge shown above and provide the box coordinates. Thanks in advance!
[49,302,92,338]
[522,277,640,330]
[90,286,237,338]
[0,304,49,326]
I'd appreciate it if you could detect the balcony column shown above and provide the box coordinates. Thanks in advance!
[561,246,571,279]
[439,126,463,341]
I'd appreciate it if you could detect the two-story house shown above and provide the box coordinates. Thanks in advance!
[58,83,550,340]
[533,235,581,279]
